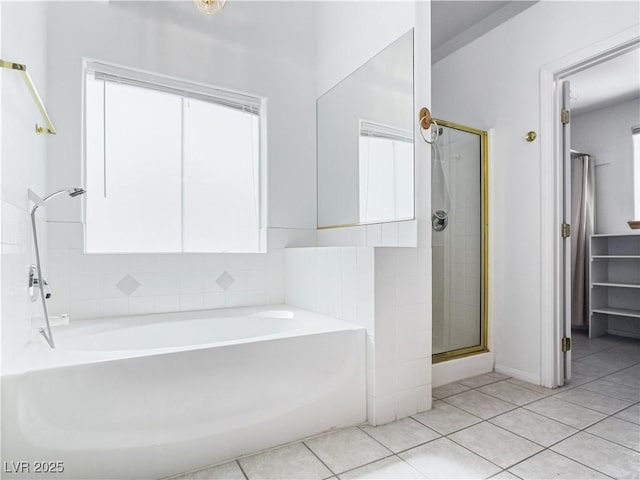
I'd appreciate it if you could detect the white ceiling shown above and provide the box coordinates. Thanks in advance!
[569,48,640,115]
[431,1,537,63]
[109,0,318,65]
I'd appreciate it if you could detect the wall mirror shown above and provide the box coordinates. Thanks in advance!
[317,29,414,228]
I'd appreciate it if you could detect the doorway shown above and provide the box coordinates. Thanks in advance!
[541,28,640,388]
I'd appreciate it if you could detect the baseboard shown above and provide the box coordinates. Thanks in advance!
[494,364,540,385]
[432,352,494,387]
[607,329,640,339]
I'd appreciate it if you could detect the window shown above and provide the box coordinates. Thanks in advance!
[633,125,640,219]
[84,61,265,253]
[358,120,414,224]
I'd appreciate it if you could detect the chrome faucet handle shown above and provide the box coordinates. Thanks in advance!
[29,265,39,302]
[42,277,52,299]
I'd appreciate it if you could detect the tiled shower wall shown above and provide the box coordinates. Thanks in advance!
[285,246,431,426]
[46,222,315,320]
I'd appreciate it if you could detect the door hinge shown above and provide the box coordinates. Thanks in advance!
[562,223,571,238]
[561,108,570,124]
[562,337,571,353]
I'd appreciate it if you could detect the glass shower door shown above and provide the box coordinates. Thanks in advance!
[431,120,488,361]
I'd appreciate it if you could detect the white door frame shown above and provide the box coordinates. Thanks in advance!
[539,27,640,388]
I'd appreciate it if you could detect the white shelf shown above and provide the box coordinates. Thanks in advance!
[592,307,640,319]
[592,233,640,237]
[593,282,640,289]
[589,234,640,338]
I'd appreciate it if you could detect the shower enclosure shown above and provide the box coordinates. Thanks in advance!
[431,119,488,361]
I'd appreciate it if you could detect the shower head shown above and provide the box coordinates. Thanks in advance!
[29,187,86,215]
[68,187,86,198]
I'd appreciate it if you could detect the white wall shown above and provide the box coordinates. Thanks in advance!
[40,1,318,320]
[572,98,640,234]
[316,1,416,98]
[433,1,640,383]
[1,2,48,365]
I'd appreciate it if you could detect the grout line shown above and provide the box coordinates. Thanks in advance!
[439,395,520,421]
[501,469,523,479]
[301,441,337,477]
[580,415,640,453]
[356,424,399,452]
[327,452,397,478]
[442,424,506,471]
[235,460,249,480]
[547,393,633,416]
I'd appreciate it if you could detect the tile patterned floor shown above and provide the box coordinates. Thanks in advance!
[172,332,639,479]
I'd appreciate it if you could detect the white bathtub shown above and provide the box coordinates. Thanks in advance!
[1,305,366,479]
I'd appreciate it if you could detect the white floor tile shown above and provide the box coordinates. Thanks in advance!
[554,387,632,415]
[508,450,609,480]
[338,456,424,480]
[551,432,640,479]
[573,355,632,378]
[412,400,482,435]
[360,418,440,453]
[478,381,547,406]
[305,427,391,474]
[399,437,501,479]
[448,422,543,469]
[504,378,555,395]
[616,404,640,425]
[489,408,577,447]
[608,365,640,389]
[432,382,469,399]
[586,417,640,451]
[458,373,503,389]
[443,390,517,419]
[524,397,607,429]
[239,443,332,480]
[171,461,245,480]
[551,372,599,392]
[581,378,640,403]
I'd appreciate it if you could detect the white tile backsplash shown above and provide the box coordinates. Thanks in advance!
[366,224,382,247]
[44,223,311,320]
[318,221,417,248]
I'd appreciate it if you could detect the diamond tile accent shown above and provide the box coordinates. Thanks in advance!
[116,274,141,296]
[216,271,235,291]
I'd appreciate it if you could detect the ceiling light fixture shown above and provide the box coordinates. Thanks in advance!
[194,0,227,15]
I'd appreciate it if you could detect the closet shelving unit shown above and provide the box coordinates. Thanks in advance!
[588,233,640,338]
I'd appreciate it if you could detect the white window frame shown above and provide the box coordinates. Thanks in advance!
[81,59,268,253]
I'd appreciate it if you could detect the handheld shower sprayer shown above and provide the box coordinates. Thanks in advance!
[30,187,86,348]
